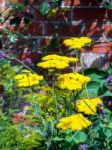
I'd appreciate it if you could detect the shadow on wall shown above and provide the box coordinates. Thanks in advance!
[81,53,112,69]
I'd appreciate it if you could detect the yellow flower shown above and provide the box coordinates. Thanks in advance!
[57,73,91,91]
[15,71,43,87]
[57,114,91,131]
[63,37,92,50]
[37,54,78,70]
[76,98,103,115]
[37,59,69,69]
[42,54,78,62]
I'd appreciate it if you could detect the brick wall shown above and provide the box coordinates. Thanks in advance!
[1,0,112,68]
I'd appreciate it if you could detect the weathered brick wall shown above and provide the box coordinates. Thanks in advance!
[1,0,112,68]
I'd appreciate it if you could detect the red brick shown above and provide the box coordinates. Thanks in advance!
[27,22,43,36]
[40,38,68,54]
[81,42,112,53]
[33,8,46,21]
[40,38,50,47]
[83,21,103,36]
[28,0,42,5]
[104,24,112,37]
[9,0,32,3]
[28,52,41,62]
[64,0,102,6]
[44,23,81,36]
[73,8,106,21]
[60,24,81,36]
[48,9,71,21]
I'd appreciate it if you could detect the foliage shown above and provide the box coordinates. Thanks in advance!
[0,0,112,150]
[0,113,45,150]
[0,50,112,149]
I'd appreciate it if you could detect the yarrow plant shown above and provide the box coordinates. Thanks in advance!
[0,0,111,149]
[0,26,112,150]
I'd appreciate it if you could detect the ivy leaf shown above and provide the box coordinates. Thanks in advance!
[74,131,87,144]
[104,4,112,9]
[8,34,18,43]
[39,2,50,16]
[6,2,25,11]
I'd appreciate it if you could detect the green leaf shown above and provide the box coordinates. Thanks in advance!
[84,68,107,82]
[0,18,4,23]
[107,122,112,129]
[53,137,63,141]
[12,66,23,73]
[39,2,50,16]
[107,63,112,75]
[81,81,100,98]
[6,2,25,11]
[98,86,112,96]
[74,131,87,144]
[104,128,112,139]
[8,34,18,43]
[104,4,112,9]
[65,136,73,143]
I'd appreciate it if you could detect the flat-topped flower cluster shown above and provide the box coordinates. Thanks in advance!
[63,37,92,50]
[15,70,43,87]
[57,73,91,90]
[37,54,78,69]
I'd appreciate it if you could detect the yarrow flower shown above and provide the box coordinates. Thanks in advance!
[37,54,78,70]
[57,73,91,90]
[63,37,92,50]
[76,98,103,115]
[42,54,78,62]
[15,70,43,87]
[57,114,91,131]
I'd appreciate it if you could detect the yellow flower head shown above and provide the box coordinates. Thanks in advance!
[37,54,78,70]
[42,54,78,62]
[57,114,91,131]
[57,73,91,91]
[37,59,69,69]
[76,98,103,115]
[15,70,43,87]
[63,37,92,50]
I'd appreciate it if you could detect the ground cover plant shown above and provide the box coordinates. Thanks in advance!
[0,0,112,150]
